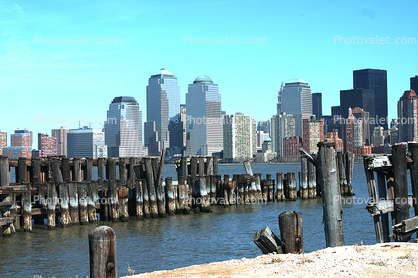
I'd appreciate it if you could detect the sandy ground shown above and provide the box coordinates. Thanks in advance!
[125,243,418,278]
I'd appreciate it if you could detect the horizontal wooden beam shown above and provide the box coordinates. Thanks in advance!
[0,217,14,226]
[0,201,13,207]
[298,148,318,166]
[366,196,413,216]
[391,216,418,241]
[0,185,29,194]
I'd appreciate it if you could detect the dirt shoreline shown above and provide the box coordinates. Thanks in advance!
[125,243,418,278]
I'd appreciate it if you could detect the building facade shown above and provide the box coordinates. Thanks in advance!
[168,104,186,150]
[185,75,223,156]
[0,130,6,155]
[353,69,388,129]
[2,129,33,158]
[51,126,69,156]
[283,136,302,158]
[270,113,296,158]
[104,96,143,157]
[67,127,107,158]
[37,133,58,157]
[312,92,322,119]
[223,113,256,162]
[281,78,312,138]
[411,76,418,98]
[145,68,180,155]
[302,116,324,154]
[397,90,418,142]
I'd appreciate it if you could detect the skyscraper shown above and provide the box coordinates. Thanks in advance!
[271,113,296,158]
[223,113,256,162]
[51,126,69,156]
[411,75,418,93]
[145,68,180,155]
[397,90,418,142]
[104,96,143,157]
[168,104,187,150]
[353,69,388,129]
[277,82,283,114]
[0,130,6,155]
[68,127,107,158]
[281,78,312,137]
[340,89,375,120]
[185,75,222,156]
[312,93,322,119]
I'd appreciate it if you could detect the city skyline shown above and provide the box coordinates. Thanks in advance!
[1,1,417,148]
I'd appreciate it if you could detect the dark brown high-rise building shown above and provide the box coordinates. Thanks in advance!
[353,69,388,129]
[411,75,418,93]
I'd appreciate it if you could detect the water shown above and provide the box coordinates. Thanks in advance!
[0,163,402,277]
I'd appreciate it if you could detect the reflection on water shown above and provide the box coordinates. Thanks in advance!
[0,164,389,277]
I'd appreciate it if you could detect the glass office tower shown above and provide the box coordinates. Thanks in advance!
[185,75,222,156]
[145,68,180,155]
[104,96,143,157]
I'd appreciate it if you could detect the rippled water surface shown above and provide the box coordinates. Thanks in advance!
[0,163,396,277]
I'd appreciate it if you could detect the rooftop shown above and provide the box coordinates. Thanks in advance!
[111,96,138,104]
[193,75,213,84]
[285,78,307,84]
[151,68,175,77]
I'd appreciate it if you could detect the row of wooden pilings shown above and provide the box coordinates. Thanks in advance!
[1,154,319,236]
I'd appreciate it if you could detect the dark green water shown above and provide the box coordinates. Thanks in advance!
[0,163,407,277]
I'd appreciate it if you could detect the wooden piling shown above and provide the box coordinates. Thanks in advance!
[337,152,347,196]
[376,172,389,242]
[89,226,117,278]
[205,156,213,176]
[47,182,57,229]
[59,183,71,227]
[346,152,354,196]
[254,173,262,201]
[73,158,82,182]
[77,181,89,224]
[108,180,119,222]
[97,158,105,187]
[276,173,284,201]
[198,157,205,176]
[0,156,9,187]
[409,142,418,218]
[209,175,216,203]
[213,157,219,175]
[288,173,297,201]
[62,157,70,182]
[144,158,158,218]
[178,176,186,213]
[307,158,316,198]
[21,182,32,231]
[180,156,188,178]
[153,156,166,218]
[283,173,289,199]
[317,142,344,247]
[118,181,129,222]
[119,158,127,185]
[190,156,198,178]
[278,211,303,254]
[68,181,79,224]
[392,143,409,241]
[165,177,175,215]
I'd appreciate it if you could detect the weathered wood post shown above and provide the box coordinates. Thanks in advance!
[307,157,316,198]
[392,143,410,241]
[89,226,117,278]
[165,177,175,215]
[68,181,79,224]
[376,172,389,242]
[223,174,231,206]
[0,156,9,188]
[409,142,418,218]
[254,173,262,201]
[283,173,289,200]
[337,152,347,196]
[210,175,216,203]
[190,156,198,178]
[144,158,158,218]
[59,183,71,227]
[278,211,303,254]
[78,181,89,224]
[213,156,219,175]
[180,156,188,178]
[86,158,94,183]
[153,155,166,218]
[47,181,57,229]
[205,156,213,176]
[300,158,308,199]
[346,152,354,196]
[288,173,297,201]
[317,142,344,247]
[243,160,253,176]
[198,157,205,177]
[73,158,82,182]
[62,157,70,182]
[21,182,32,231]
[276,173,284,201]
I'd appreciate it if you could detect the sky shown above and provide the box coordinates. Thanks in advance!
[1,0,417,147]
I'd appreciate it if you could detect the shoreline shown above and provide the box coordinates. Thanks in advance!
[124,243,418,277]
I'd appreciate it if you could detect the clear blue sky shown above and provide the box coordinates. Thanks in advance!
[1,0,417,147]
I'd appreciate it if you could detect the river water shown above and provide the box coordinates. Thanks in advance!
[0,163,409,277]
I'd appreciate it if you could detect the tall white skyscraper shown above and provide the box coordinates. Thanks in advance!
[145,68,180,156]
[281,78,312,137]
[185,75,222,156]
[223,113,256,161]
[104,96,143,157]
